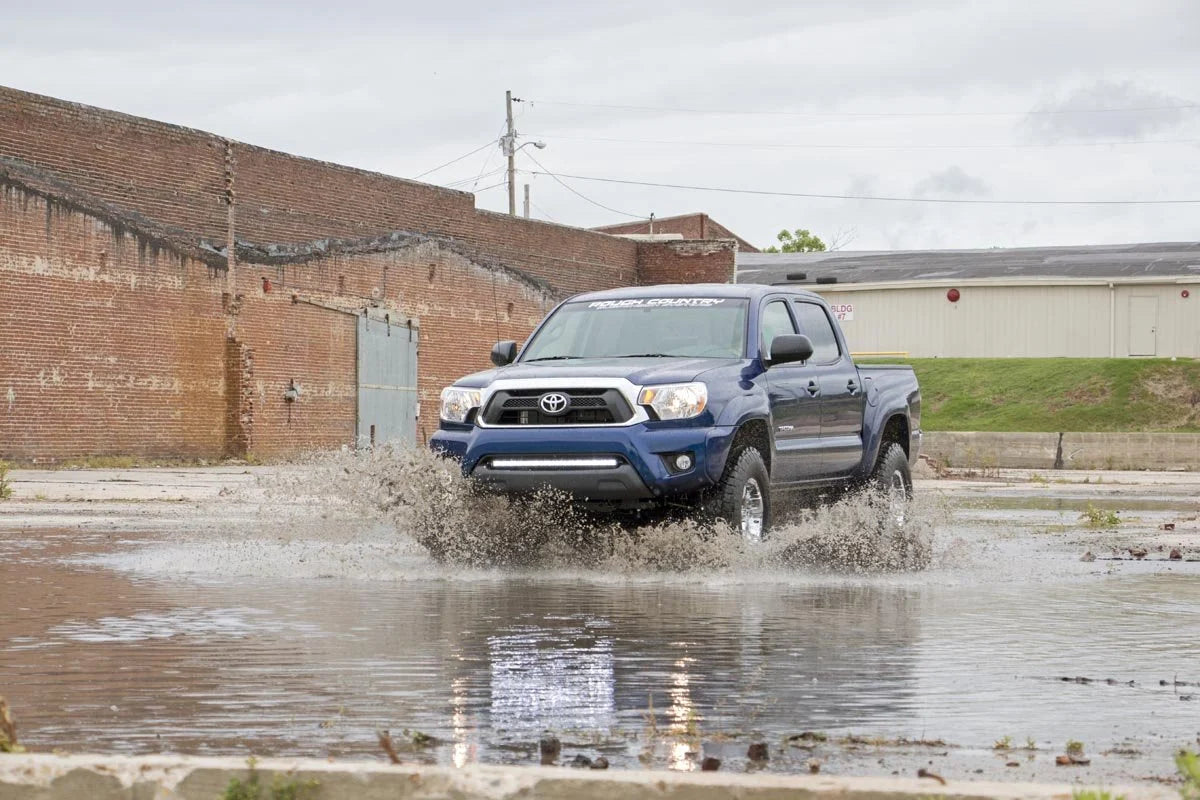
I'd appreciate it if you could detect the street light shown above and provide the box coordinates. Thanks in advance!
[498,138,546,157]
[501,138,547,214]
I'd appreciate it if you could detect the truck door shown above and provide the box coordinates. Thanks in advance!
[793,300,864,476]
[760,299,824,483]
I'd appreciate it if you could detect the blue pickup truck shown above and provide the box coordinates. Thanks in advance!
[431,283,921,540]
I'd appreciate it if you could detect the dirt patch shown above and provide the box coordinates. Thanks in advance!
[1047,376,1113,411]
[924,393,951,415]
[1136,369,1200,429]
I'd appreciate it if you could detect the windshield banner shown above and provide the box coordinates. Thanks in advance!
[587,298,728,309]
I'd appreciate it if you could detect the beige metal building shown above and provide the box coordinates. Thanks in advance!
[737,242,1200,358]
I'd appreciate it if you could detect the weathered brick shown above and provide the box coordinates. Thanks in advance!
[0,86,735,462]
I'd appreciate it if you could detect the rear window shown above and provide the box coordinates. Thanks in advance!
[792,301,842,363]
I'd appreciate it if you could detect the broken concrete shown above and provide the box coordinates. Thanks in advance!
[0,754,1180,800]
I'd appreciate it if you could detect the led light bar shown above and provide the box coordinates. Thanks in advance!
[489,457,620,470]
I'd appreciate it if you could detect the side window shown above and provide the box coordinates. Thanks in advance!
[792,302,842,363]
[759,300,797,357]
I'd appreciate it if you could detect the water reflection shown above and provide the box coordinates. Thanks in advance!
[2,530,1197,774]
[487,622,616,736]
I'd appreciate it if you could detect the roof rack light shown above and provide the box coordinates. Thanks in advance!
[815,276,838,284]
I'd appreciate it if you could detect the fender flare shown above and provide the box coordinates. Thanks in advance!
[857,406,912,481]
[713,394,775,479]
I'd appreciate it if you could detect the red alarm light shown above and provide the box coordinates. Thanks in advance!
[1184,289,1191,299]
[947,288,961,302]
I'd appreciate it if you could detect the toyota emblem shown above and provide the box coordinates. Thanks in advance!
[539,392,570,415]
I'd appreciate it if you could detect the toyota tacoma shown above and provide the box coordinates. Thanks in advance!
[430,284,921,539]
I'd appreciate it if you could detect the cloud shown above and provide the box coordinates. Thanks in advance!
[845,175,880,197]
[1,0,1199,250]
[912,166,990,198]
[1024,81,1198,141]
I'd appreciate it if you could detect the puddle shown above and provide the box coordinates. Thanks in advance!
[1,455,1198,783]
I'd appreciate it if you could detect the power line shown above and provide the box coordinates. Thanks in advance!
[528,132,1200,151]
[455,123,507,192]
[530,201,558,223]
[413,140,495,179]
[524,98,1200,119]
[520,151,646,219]
[444,166,505,189]
[526,170,1200,205]
[473,180,508,193]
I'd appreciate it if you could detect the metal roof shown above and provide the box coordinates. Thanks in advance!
[736,241,1200,286]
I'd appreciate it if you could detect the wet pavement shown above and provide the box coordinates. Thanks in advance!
[2,466,1198,785]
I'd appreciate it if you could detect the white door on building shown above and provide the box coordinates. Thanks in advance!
[1128,296,1158,356]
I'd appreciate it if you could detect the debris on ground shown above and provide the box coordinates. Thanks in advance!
[700,756,721,771]
[376,730,400,764]
[0,697,22,754]
[747,742,769,761]
[403,729,437,747]
[917,768,946,784]
[539,735,561,764]
[1056,754,1091,766]
[787,731,829,750]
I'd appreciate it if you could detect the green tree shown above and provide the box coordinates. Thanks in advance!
[764,228,826,253]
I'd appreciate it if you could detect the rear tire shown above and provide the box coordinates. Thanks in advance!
[702,447,771,542]
[870,443,913,525]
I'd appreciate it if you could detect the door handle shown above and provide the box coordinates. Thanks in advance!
[806,380,820,397]
[847,380,860,395]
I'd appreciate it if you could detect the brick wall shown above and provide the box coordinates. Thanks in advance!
[0,85,724,462]
[0,185,229,461]
[238,242,555,451]
[595,213,759,253]
[0,86,639,294]
[0,177,558,461]
[638,239,738,286]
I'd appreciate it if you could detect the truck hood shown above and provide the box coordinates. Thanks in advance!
[451,357,745,388]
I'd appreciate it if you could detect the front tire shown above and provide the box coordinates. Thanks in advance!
[702,447,771,542]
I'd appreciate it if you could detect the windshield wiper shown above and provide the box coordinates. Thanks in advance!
[613,353,682,358]
[522,356,582,362]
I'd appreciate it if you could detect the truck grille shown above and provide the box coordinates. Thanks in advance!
[481,388,634,426]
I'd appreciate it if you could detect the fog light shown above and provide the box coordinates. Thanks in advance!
[674,453,694,471]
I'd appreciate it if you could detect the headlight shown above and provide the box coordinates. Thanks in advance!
[440,386,482,423]
[638,382,708,420]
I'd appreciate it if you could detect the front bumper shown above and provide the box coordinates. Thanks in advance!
[430,422,737,502]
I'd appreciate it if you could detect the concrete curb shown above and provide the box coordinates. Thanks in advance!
[923,431,1200,471]
[0,754,1180,800]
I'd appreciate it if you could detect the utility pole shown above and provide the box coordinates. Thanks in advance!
[523,183,530,218]
[505,90,516,215]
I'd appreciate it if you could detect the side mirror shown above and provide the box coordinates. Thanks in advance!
[768,334,814,367]
[490,340,518,367]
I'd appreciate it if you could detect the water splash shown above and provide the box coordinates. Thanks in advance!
[266,446,943,574]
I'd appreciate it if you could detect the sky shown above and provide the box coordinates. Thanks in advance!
[1,0,1198,251]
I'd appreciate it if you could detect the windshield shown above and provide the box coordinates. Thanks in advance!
[520,298,749,361]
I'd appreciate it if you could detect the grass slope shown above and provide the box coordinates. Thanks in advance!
[862,358,1200,432]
